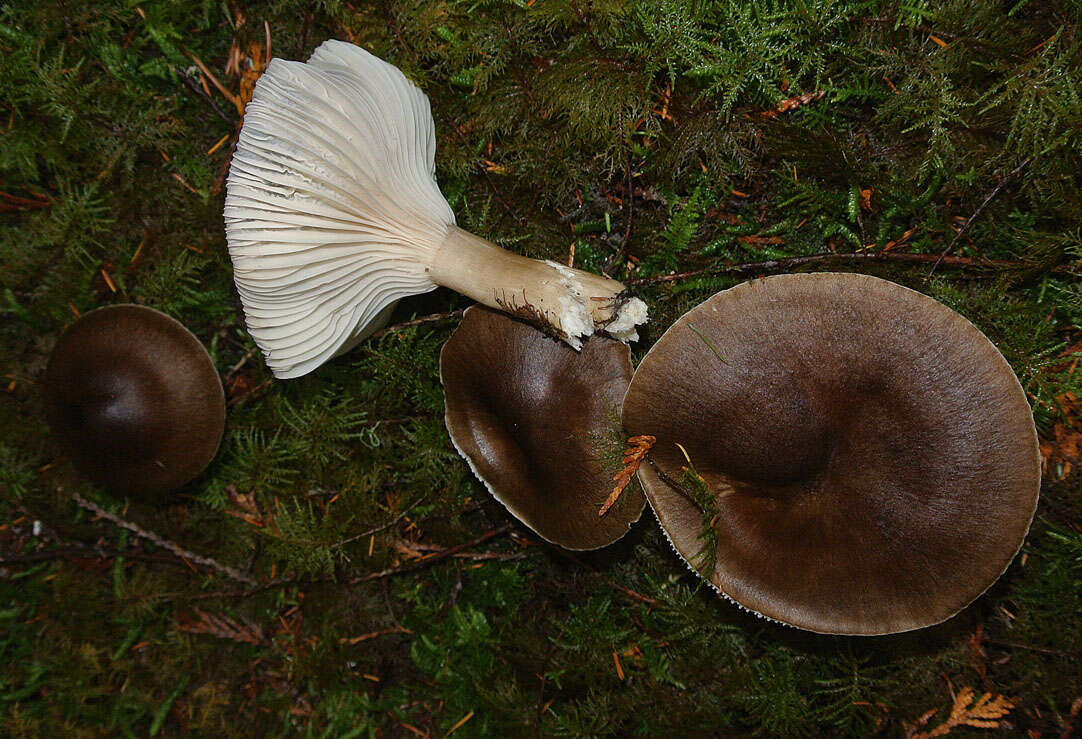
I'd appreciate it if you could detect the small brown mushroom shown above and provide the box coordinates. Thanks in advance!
[621,273,1040,634]
[441,306,645,550]
[43,305,226,497]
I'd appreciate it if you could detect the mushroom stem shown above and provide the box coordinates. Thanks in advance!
[431,226,640,347]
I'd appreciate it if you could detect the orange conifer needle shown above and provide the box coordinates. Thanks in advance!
[599,435,655,517]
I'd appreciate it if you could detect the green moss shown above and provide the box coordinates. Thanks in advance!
[2,0,1081,735]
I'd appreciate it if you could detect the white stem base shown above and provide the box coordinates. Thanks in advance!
[430,226,647,347]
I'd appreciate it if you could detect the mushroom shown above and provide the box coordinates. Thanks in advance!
[42,305,226,497]
[621,273,1041,634]
[225,40,647,379]
[441,306,645,550]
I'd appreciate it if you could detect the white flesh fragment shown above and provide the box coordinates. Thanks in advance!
[604,297,649,344]
[546,261,594,349]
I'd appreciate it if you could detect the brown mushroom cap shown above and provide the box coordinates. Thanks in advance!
[43,305,226,497]
[441,306,645,550]
[622,273,1040,635]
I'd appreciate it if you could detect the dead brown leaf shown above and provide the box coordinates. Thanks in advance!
[224,487,270,528]
[391,538,442,559]
[704,208,741,225]
[224,20,272,114]
[1040,392,1082,480]
[177,608,266,646]
[736,234,787,247]
[760,90,826,119]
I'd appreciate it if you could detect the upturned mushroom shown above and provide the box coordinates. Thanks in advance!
[441,306,645,550]
[42,305,226,497]
[225,40,647,379]
[621,273,1041,635]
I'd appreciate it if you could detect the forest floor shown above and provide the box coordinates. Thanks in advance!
[1,1,1081,736]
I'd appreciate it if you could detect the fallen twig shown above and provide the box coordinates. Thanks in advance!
[177,608,267,645]
[984,638,1075,658]
[452,550,530,562]
[628,250,1059,287]
[187,52,241,113]
[330,494,430,550]
[228,377,274,407]
[369,310,465,341]
[224,347,257,381]
[135,517,516,603]
[0,190,53,212]
[0,545,235,576]
[72,492,257,585]
[338,626,412,645]
[930,158,1030,275]
[604,151,636,274]
[178,69,233,124]
[609,580,661,607]
[346,524,513,584]
[864,17,999,59]
[446,710,475,736]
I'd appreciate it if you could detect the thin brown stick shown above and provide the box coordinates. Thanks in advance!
[863,16,998,58]
[0,545,221,572]
[179,70,233,123]
[369,309,464,340]
[605,151,635,275]
[187,53,240,110]
[228,377,274,407]
[136,583,277,604]
[452,550,530,562]
[224,348,257,380]
[339,626,412,645]
[628,250,1060,287]
[416,498,489,524]
[0,190,52,211]
[622,157,634,251]
[142,549,528,603]
[346,524,513,584]
[984,638,1075,658]
[609,580,661,607]
[135,517,514,603]
[535,637,562,736]
[71,492,257,585]
[330,494,430,550]
[930,158,1030,275]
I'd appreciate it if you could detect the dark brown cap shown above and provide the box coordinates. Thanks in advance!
[441,306,645,550]
[43,305,226,497]
[621,273,1040,634]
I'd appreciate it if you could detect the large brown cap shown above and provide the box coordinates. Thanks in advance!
[43,305,226,497]
[441,306,645,550]
[622,273,1041,635]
